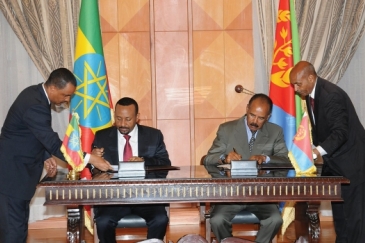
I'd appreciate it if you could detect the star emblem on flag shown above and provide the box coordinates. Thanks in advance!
[71,53,112,129]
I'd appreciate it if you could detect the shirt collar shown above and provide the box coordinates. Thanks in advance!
[310,77,317,99]
[42,83,50,105]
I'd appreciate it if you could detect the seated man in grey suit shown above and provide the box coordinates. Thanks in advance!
[91,97,170,243]
[204,93,289,243]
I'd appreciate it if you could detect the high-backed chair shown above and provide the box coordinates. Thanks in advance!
[221,237,255,243]
[92,206,169,243]
[177,234,209,243]
[137,239,165,243]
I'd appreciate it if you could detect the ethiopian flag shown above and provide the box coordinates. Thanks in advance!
[70,0,113,234]
[70,0,113,154]
[61,112,84,172]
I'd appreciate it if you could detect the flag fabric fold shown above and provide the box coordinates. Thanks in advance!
[69,0,114,234]
[61,112,85,172]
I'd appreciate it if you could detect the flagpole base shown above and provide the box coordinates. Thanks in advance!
[67,170,80,180]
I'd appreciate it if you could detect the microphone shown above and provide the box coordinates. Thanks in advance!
[235,85,255,95]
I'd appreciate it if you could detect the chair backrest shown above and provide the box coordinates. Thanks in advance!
[137,239,164,243]
[221,237,254,243]
[177,234,209,243]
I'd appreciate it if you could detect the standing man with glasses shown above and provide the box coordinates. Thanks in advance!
[0,68,112,243]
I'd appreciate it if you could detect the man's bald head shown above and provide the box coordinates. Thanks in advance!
[290,61,317,98]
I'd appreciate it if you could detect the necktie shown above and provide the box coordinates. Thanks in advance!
[123,135,132,161]
[249,130,257,153]
[310,97,315,111]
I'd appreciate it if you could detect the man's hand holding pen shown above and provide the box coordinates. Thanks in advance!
[223,148,242,164]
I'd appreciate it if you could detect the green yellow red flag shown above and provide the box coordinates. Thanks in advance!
[60,112,84,172]
[69,0,113,234]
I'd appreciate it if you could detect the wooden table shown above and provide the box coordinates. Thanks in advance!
[38,165,349,243]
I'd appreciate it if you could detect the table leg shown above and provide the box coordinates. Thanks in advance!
[295,202,321,243]
[67,205,85,243]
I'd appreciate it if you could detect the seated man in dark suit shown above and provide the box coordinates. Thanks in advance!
[91,97,170,243]
[204,94,289,243]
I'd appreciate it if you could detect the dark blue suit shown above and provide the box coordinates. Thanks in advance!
[307,77,365,243]
[92,125,171,242]
[0,83,65,243]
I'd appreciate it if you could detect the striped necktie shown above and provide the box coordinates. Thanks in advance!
[249,130,257,153]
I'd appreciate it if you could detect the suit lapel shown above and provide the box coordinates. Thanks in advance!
[251,124,269,154]
[108,127,120,163]
[234,117,250,155]
[306,95,316,130]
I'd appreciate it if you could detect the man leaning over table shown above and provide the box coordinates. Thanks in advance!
[204,93,289,243]
[0,68,112,243]
[90,97,171,243]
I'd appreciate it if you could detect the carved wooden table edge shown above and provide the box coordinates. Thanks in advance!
[38,176,349,243]
[40,177,350,205]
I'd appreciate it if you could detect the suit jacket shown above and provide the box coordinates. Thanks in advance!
[204,116,289,166]
[306,77,365,186]
[92,125,171,178]
[0,84,65,200]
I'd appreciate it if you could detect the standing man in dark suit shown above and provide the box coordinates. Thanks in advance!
[92,97,170,242]
[204,94,289,243]
[0,68,113,243]
[290,61,365,243]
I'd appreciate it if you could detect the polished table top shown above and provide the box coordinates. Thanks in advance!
[38,165,349,206]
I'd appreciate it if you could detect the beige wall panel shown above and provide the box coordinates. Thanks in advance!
[223,0,252,30]
[193,31,225,119]
[102,33,120,106]
[99,0,253,167]
[155,32,189,120]
[158,119,191,166]
[224,30,254,118]
[119,32,152,120]
[139,119,153,128]
[118,0,150,32]
[154,0,188,31]
[192,0,223,30]
[100,0,118,32]
[194,118,225,165]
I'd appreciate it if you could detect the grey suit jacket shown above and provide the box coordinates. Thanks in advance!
[204,116,289,166]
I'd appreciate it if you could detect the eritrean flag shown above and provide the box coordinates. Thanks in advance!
[70,0,113,154]
[269,0,297,148]
[289,112,316,174]
[269,0,316,236]
[61,113,84,172]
